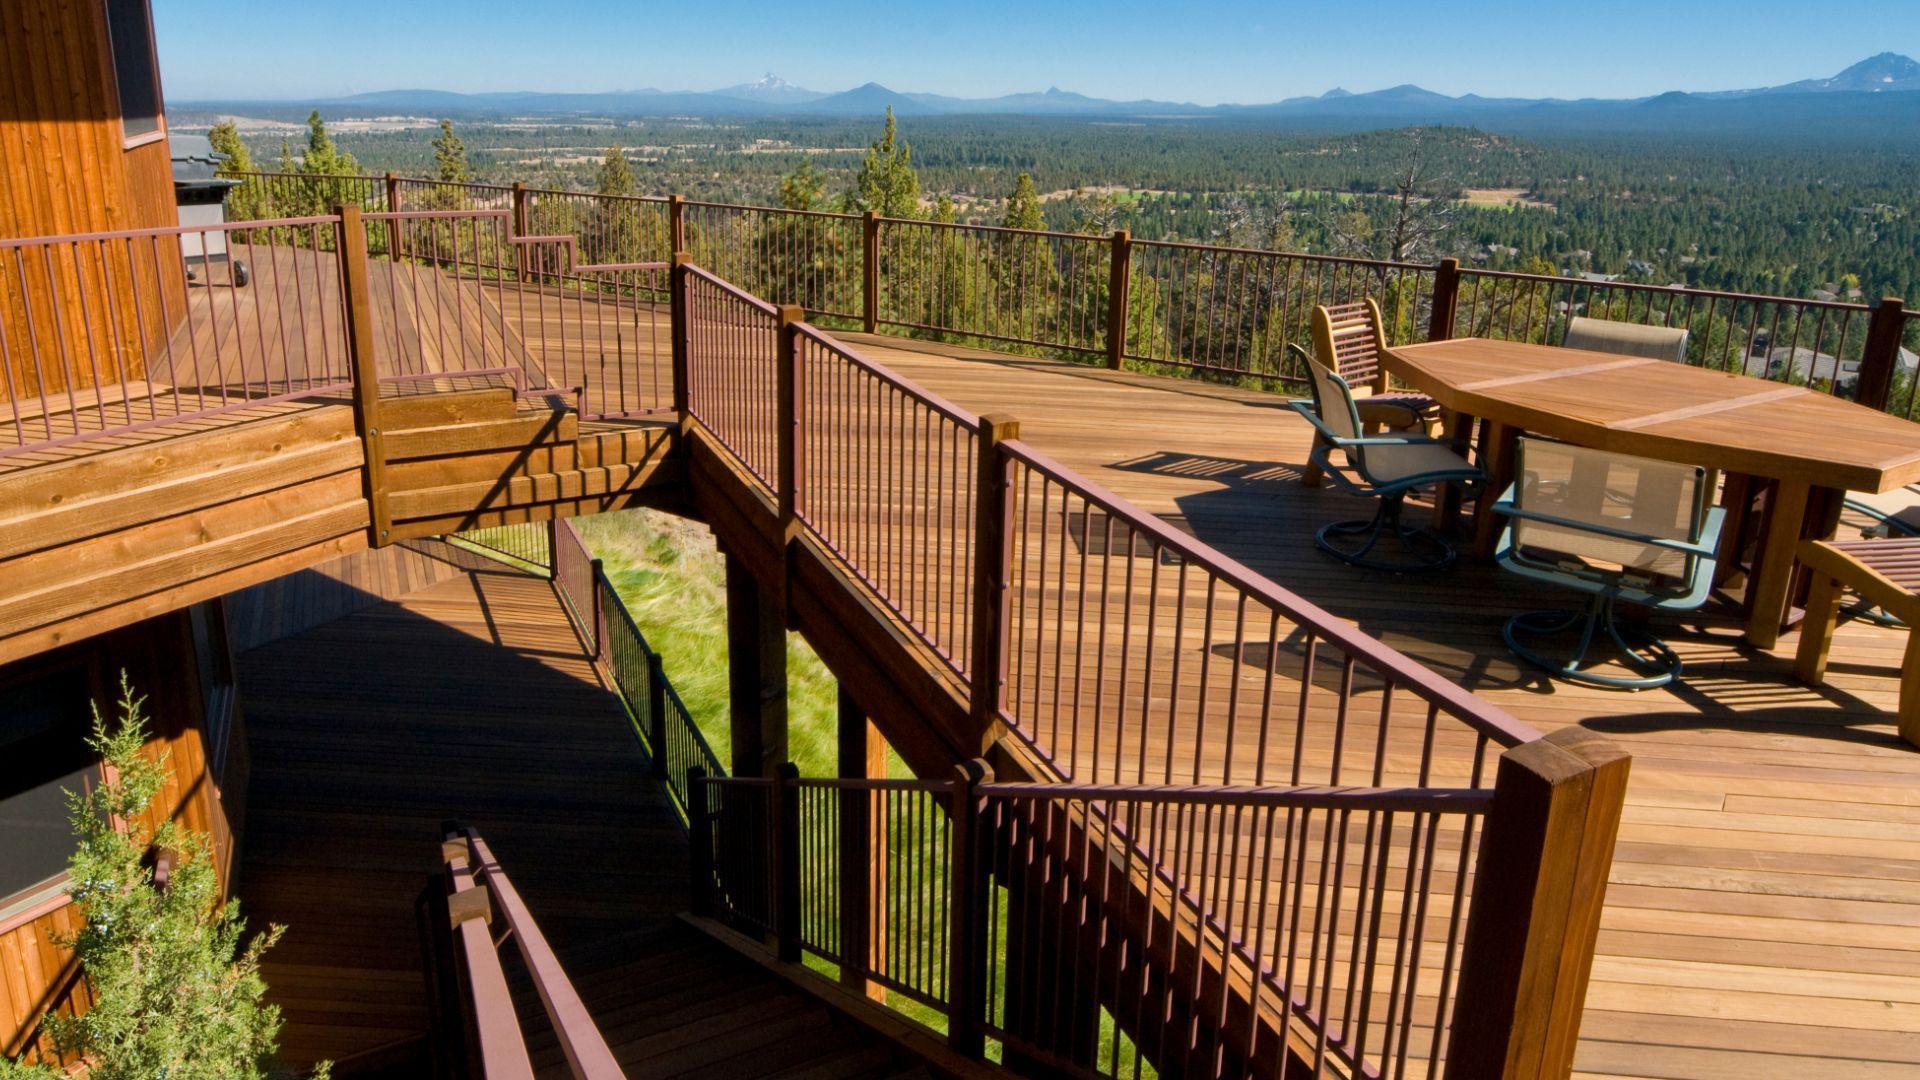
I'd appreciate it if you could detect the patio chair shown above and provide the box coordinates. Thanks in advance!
[1301,300,1444,486]
[1562,316,1690,363]
[1838,484,1920,626]
[1290,359,1482,572]
[1493,437,1725,689]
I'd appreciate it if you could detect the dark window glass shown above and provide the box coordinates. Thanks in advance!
[0,668,94,905]
[105,0,161,140]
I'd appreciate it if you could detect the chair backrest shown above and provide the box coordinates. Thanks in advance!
[1509,437,1710,578]
[1304,351,1367,446]
[1562,316,1690,363]
[1311,299,1389,392]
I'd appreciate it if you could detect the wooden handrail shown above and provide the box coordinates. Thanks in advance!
[462,831,625,1080]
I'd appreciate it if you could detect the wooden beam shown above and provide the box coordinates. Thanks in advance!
[725,547,787,778]
[837,689,887,1000]
[336,204,390,548]
[1447,728,1630,1080]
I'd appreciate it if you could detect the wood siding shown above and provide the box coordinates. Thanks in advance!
[0,608,238,1064]
[0,0,183,408]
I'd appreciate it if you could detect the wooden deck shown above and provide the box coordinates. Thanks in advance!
[231,560,920,1076]
[827,331,1920,1080]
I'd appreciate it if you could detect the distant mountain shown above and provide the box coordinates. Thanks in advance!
[1763,52,1920,94]
[712,74,825,104]
[175,54,1920,137]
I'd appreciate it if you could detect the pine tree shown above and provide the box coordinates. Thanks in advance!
[596,145,636,197]
[777,158,825,211]
[851,108,920,218]
[1002,172,1045,231]
[299,110,357,177]
[0,678,318,1080]
[208,121,267,221]
[432,119,470,183]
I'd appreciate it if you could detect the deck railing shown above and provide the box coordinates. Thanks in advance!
[222,170,1918,418]
[0,216,354,460]
[692,743,1624,1080]
[419,825,621,1079]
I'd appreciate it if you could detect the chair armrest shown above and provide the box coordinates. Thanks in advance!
[1287,404,1446,449]
[1492,487,1726,558]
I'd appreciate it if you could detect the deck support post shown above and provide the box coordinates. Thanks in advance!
[1428,256,1461,341]
[1857,295,1907,412]
[336,204,390,548]
[969,415,1021,752]
[772,762,802,963]
[687,767,711,915]
[1447,727,1630,1080]
[511,182,529,280]
[383,172,403,261]
[670,252,693,434]
[776,304,805,541]
[836,689,887,999]
[725,549,787,778]
[667,193,687,254]
[1105,229,1131,370]
[946,758,992,1058]
[862,211,881,333]
[647,658,670,780]
[588,556,608,665]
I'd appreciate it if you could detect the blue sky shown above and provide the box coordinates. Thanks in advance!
[156,0,1916,104]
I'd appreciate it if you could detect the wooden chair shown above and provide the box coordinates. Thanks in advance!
[1300,301,1443,487]
[1562,316,1690,363]
[1493,437,1724,689]
[1290,361,1481,572]
[1795,537,1920,747]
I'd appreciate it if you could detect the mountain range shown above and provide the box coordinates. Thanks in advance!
[182,54,1920,136]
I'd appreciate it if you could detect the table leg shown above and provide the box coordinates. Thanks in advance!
[1714,472,1755,592]
[1471,421,1519,560]
[1744,478,1814,649]
[1435,409,1473,532]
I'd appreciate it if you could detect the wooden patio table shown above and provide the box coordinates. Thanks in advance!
[1379,337,1920,648]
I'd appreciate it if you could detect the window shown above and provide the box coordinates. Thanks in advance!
[104,0,162,142]
[0,666,95,916]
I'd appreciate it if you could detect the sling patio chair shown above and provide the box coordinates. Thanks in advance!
[1300,300,1445,487]
[1493,437,1725,689]
[1290,358,1482,572]
[1561,315,1691,363]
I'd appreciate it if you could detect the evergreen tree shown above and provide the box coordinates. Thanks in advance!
[778,158,825,211]
[299,110,357,177]
[596,145,636,197]
[208,121,267,221]
[1002,172,1045,231]
[851,108,920,218]
[0,678,317,1080]
[432,119,470,183]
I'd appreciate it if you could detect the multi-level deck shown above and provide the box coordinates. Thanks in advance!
[3,187,1916,1078]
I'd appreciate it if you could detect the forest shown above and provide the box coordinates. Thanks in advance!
[178,107,1920,305]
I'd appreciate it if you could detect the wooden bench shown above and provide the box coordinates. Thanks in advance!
[1795,537,1920,746]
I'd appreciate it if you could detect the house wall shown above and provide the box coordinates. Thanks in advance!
[0,0,185,410]
[0,604,243,1065]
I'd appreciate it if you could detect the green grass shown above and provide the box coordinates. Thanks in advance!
[575,507,905,778]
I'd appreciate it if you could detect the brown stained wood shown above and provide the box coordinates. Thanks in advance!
[234,568,918,1076]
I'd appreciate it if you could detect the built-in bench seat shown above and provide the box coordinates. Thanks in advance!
[1795,536,1920,745]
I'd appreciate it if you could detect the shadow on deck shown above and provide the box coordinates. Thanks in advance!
[232,557,918,1077]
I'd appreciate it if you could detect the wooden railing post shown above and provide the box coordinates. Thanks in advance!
[861,211,881,333]
[511,181,529,281]
[1428,256,1461,342]
[970,415,1020,748]
[647,657,670,779]
[336,205,390,548]
[588,556,607,664]
[772,762,802,963]
[384,172,403,261]
[687,767,712,915]
[776,304,805,537]
[667,193,687,254]
[1446,727,1630,1080]
[1856,296,1908,411]
[671,252,693,433]
[946,758,992,1058]
[1106,229,1132,370]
